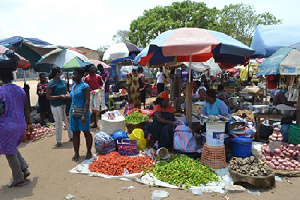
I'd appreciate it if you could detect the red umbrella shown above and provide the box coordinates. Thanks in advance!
[91,59,111,69]
[0,45,30,69]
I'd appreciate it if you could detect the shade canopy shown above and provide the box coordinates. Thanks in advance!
[250,25,300,58]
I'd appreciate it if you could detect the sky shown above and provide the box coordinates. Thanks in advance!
[0,0,299,50]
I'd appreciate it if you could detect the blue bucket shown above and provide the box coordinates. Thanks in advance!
[231,136,252,158]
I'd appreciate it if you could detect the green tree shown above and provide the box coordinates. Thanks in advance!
[112,30,130,43]
[97,45,109,61]
[211,3,281,45]
[129,0,217,47]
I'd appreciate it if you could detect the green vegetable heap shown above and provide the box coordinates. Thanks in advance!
[125,111,149,124]
[153,154,220,188]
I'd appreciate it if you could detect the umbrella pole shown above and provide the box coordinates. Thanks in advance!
[297,82,300,125]
[186,55,192,127]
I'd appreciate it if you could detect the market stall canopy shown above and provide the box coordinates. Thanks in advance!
[257,44,300,76]
[0,45,30,69]
[103,42,141,61]
[183,58,222,76]
[250,25,300,58]
[0,36,58,67]
[134,27,255,69]
[35,48,92,72]
[91,59,111,69]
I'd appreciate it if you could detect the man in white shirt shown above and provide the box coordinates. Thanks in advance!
[156,66,167,94]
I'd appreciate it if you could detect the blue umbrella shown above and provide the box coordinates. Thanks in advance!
[250,25,300,58]
[0,36,58,68]
[257,44,300,76]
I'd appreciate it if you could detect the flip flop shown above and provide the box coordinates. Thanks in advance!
[72,154,79,161]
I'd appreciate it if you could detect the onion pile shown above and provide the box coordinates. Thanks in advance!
[268,127,283,142]
[24,123,55,141]
[261,143,300,171]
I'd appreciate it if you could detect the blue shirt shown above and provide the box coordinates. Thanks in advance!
[201,98,229,116]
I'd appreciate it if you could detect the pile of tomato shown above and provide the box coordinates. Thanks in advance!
[89,151,153,176]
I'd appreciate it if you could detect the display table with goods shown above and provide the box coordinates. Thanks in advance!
[254,104,296,141]
[23,123,55,142]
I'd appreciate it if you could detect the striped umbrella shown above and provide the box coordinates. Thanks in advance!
[103,42,140,61]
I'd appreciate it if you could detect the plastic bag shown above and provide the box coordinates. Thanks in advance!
[112,130,128,140]
[128,128,147,150]
[94,131,115,154]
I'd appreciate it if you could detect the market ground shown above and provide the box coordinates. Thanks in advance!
[0,80,300,200]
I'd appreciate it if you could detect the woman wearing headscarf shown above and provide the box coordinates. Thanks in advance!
[69,67,92,161]
[126,65,141,108]
[273,84,295,106]
[144,92,176,149]
[0,50,32,187]
[46,66,72,147]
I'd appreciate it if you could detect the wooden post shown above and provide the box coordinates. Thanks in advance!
[297,94,300,125]
[186,55,192,127]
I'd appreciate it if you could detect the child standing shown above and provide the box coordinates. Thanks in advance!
[37,73,52,125]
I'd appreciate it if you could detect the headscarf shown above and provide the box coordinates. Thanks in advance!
[159,92,169,100]
[0,50,20,71]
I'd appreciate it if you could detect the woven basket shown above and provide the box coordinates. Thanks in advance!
[288,125,300,145]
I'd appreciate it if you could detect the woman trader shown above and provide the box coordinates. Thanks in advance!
[144,92,176,149]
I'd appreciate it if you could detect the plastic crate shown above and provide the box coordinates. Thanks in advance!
[288,124,300,145]
[117,139,138,156]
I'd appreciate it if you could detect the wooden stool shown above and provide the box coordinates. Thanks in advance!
[201,143,227,169]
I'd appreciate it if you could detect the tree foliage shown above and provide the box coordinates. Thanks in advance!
[211,3,281,45]
[127,1,281,47]
[129,0,217,47]
[112,30,130,43]
[97,45,109,61]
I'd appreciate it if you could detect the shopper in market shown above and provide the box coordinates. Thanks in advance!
[46,66,72,147]
[273,84,295,106]
[84,64,103,128]
[126,65,141,108]
[37,73,52,125]
[156,66,167,94]
[144,92,176,149]
[69,67,92,161]
[138,66,147,109]
[217,85,229,106]
[97,63,110,109]
[0,50,31,187]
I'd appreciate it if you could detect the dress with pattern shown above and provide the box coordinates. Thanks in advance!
[126,72,141,108]
[0,84,26,155]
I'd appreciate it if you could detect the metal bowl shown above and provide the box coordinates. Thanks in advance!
[276,109,295,115]
[252,105,272,114]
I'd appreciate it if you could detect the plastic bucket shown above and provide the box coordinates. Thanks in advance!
[232,136,253,158]
[229,130,246,148]
[128,128,147,150]
[206,122,226,147]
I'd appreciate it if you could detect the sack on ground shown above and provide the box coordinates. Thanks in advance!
[173,125,200,153]
[95,131,115,154]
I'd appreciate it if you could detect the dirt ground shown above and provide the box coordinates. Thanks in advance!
[1,80,300,200]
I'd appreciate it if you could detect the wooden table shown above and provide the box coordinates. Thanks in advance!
[254,113,290,142]
[239,92,264,109]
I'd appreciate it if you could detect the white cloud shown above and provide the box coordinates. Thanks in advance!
[0,0,299,50]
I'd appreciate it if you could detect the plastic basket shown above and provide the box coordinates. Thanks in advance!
[288,125,300,145]
[117,139,138,156]
[128,129,147,150]
[201,143,227,169]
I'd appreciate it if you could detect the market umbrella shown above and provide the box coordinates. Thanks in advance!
[91,59,111,69]
[103,42,141,61]
[135,28,254,69]
[0,45,30,69]
[35,48,92,72]
[257,44,300,76]
[250,25,300,58]
[0,36,58,67]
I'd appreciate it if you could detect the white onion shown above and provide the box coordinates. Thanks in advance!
[289,144,295,149]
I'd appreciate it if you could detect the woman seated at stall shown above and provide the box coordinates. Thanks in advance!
[144,92,176,149]
[201,89,230,116]
[273,84,295,107]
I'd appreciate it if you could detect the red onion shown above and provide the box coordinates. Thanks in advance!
[288,149,294,154]
[278,159,284,164]
[272,133,277,138]
[268,162,275,169]
[289,144,295,149]
[274,148,281,154]
[281,165,286,170]
[291,164,296,168]
[275,166,281,170]
[285,152,292,157]
[266,156,272,161]
[265,147,271,154]
[273,161,279,166]
[282,162,288,167]
[275,156,281,160]
[297,144,300,150]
